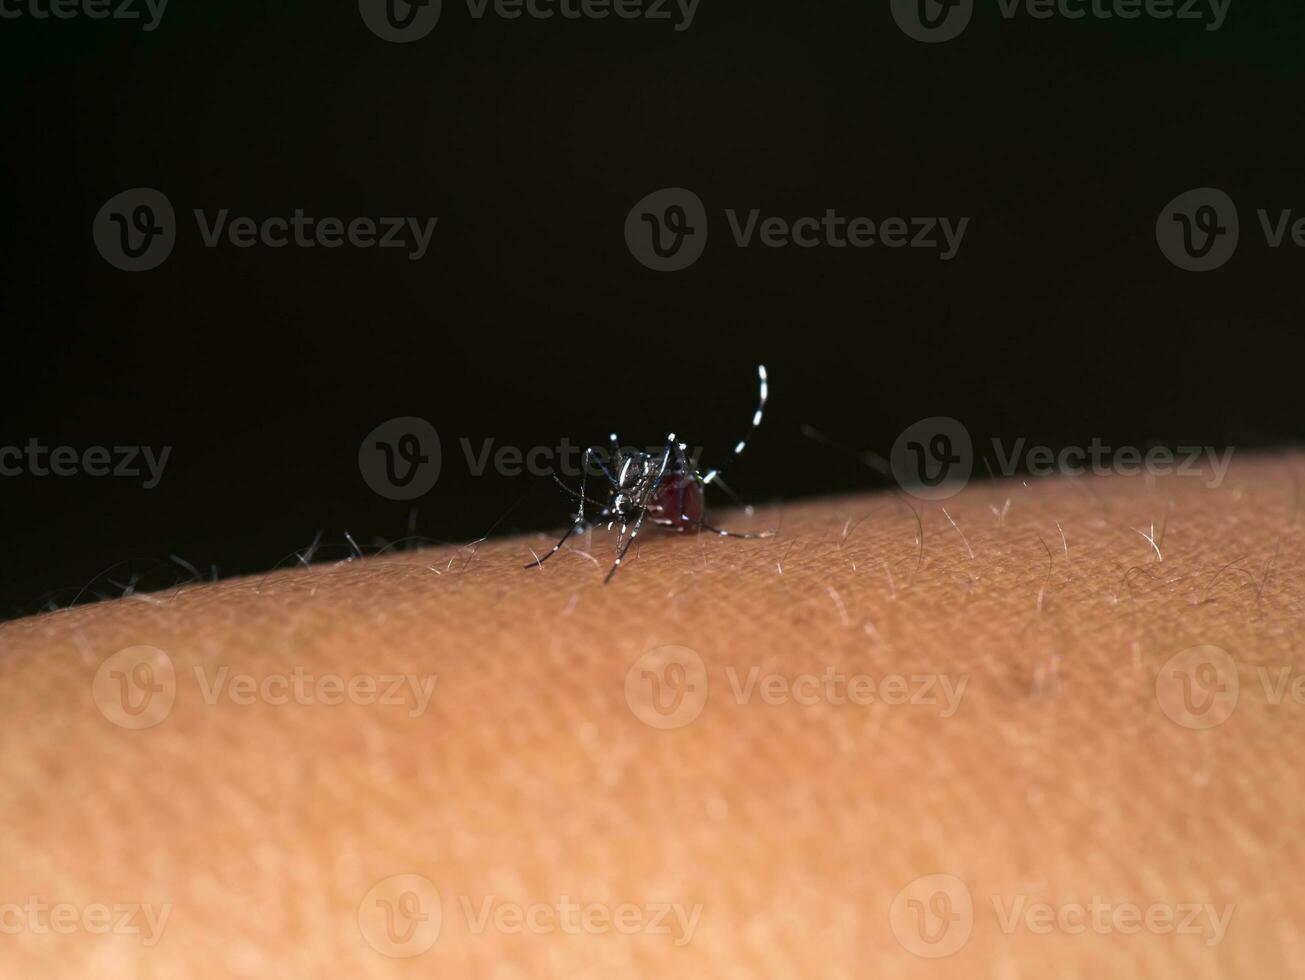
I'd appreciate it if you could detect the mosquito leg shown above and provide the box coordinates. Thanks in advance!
[552,475,608,511]
[606,512,645,583]
[524,519,584,569]
[672,440,692,521]
[527,448,613,570]
[702,472,747,508]
[699,522,776,540]
[605,437,675,582]
[582,446,622,489]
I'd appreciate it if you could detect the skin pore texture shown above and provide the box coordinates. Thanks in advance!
[1,454,1302,978]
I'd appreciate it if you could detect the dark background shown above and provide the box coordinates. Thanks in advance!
[2,0,1303,618]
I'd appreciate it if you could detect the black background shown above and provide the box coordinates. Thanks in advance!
[2,0,1303,618]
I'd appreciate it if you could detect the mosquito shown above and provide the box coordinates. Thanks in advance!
[526,365,775,582]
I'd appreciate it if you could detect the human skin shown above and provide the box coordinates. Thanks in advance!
[0,455,1302,977]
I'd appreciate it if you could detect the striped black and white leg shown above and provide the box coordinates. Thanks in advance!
[525,447,614,569]
[605,437,675,583]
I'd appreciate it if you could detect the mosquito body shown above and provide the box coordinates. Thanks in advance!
[526,365,775,583]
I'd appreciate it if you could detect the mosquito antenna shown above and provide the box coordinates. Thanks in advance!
[800,423,892,479]
[703,364,768,486]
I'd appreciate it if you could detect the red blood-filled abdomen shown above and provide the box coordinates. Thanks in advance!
[650,474,704,528]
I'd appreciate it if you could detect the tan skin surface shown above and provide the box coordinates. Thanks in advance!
[1,455,1302,977]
